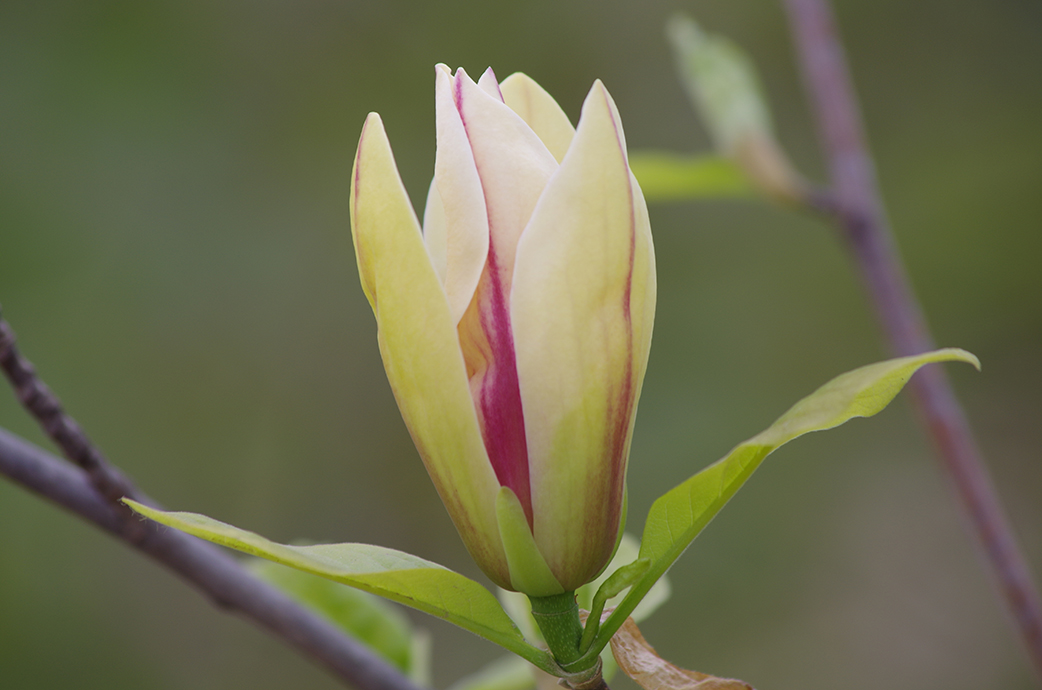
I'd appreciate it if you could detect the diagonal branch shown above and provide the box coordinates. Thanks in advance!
[781,0,1042,678]
[0,307,425,690]
[0,307,138,505]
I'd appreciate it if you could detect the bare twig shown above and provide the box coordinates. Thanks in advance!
[782,0,1042,677]
[0,308,425,690]
[0,306,137,504]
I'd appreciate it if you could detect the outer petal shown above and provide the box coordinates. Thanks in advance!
[434,65,491,326]
[510,82,656,590]
[421,176,448,285]
[350,113,510,588]
[500,72,576,164]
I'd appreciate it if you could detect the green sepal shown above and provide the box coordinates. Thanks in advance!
[123,499,556,674]
[496,487,565,597]
[565,348,979,670]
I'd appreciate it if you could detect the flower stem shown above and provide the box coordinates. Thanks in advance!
[529,592,585,668]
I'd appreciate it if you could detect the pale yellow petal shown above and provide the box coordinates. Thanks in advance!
[510,82,655,590]
[627,170,657,450]
[350,112,508,588]
[500,72,576,164]
[434,65,491,326]
[421,176,448,285]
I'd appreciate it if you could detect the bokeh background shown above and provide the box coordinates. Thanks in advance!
[1,0,1040,688]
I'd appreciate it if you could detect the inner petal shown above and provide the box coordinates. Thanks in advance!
[450,67,558,529]
[457,250,533,527]
[452,68,557,302]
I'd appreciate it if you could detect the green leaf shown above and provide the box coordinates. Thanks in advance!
[579,558,649,653]
[664,15,805,204]
[249,560,426,681]
[573,533,671,623]
[124,500,556,673]
[568,348,979,670]
[628,152,752,202]
[666,14,773,155]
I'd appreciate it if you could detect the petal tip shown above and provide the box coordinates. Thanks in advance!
[362,111,383,131]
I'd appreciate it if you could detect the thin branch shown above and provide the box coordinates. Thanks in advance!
[0,308,143,506]
[0,308,425,690]
[781,0,1042,678]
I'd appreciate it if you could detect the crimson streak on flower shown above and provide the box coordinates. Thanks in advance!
[350,65,655,596]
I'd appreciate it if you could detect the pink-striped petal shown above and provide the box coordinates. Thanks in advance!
[510,81,656,590]
[477,66,505,101]
[433,65,490,326]
[451,68,560,526]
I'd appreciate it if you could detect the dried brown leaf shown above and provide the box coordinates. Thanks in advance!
[609,617,754,690]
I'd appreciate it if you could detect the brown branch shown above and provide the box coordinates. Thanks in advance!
[0,307,137,505]
[0,307,425,690]
[781,0,1042,678]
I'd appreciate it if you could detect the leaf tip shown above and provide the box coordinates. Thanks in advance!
[945,347,981,372]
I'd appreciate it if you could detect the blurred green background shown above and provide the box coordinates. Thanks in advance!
[1,0,1039,688]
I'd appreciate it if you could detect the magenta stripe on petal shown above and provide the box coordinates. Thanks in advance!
[477,246,533,528]
[452,68,533,527]
[604,104,638,532]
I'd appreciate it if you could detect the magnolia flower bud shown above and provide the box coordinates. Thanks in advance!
[350,65,655,595]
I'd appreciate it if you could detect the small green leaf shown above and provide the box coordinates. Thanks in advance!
[124,500,556,673]
[628,152,752,202]
[568,348,979,670]
[667,14,772,155]
[573,533,671,623]
[250,560,425,679]
[580,558,649,653]
[665,14,805,204]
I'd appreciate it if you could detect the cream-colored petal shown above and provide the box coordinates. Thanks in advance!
[350,112,509,588]
[500,72,576,164]
[454,68,558,297]
[422,176,448,285]
[628,171,657,428]
[434,65,491,326]
[510,82,656,590]
[477,66,505,101]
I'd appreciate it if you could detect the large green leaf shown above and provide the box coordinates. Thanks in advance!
[628,152,752,202]
[124,500,556,673]
[569,348,979,670]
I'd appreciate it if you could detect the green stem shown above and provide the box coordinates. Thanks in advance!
[528,592,587,668]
